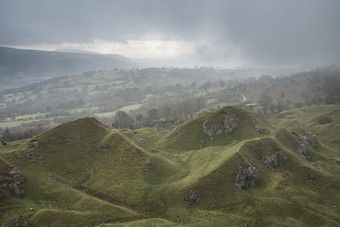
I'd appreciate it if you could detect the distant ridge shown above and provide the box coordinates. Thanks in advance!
[54,48,100,55]
[0,46,136,90]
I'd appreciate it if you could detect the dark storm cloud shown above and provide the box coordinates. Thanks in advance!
[0,0,339,65]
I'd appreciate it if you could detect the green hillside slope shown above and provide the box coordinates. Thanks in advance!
[156,106,272,152]
[1,105,339,226]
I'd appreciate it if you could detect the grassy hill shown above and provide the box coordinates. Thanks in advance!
[1,105,339,226]
[156,106,272,152]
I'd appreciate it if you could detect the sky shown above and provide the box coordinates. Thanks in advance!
[0,0,339,67]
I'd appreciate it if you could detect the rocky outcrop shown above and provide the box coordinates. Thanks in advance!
[263,151,287,170]
[301,131,317,148]
[0,167,24,198]
[185,193,200,203]
[296,144,312,161]
[26,140,43,161]
[255,124,265,134]
[295,130,317,161]
[202,117,238,137]
[252,119,265,133]
[223,117,238,133]
[235,167,259,189]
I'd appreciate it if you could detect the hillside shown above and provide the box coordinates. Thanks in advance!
[0,46,135,90]
[156,106,272,152]
[1,105,340,226]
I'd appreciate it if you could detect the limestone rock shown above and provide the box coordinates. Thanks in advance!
[295,130,317,160]
[223,117,238,134]
[185,193,200,203]
[255,124,265,134]
[235,166,259,189]
[301,131,317,148]
[202,117,238,137]
[202,122,223,137]
[0,167,24,198]
[296,144,312,161]
[263,151,287,170]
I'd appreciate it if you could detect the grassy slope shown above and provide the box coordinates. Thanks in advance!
[0,118,174,226]
[156,106,272,152]
[1,105,339,226]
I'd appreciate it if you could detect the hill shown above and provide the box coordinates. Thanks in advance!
[1,105,339,226]
[0,46,136,90]
[156,106,272,152]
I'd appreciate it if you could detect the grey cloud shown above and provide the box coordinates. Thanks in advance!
[0,0,339,65]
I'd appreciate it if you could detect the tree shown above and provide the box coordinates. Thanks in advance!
[147,108,159,121]
[269,103,276,113]
[112,111,133,129]
[258,92,272,114]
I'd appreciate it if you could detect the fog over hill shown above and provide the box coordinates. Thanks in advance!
[0,46,136,89]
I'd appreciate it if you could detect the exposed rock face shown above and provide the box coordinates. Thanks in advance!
[301,131,317,148]
[26,140,43,161]
[255,124,265,134]
[202,117,238,137]
[0,167,24,198]
[263,151,287,170]
[223,117,238,133]
[235,167,259,189]
[296,144,312,161]
[295,131,317,161]
[185,193,200,203]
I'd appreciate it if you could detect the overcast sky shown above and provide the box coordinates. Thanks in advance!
[0,0,339,67]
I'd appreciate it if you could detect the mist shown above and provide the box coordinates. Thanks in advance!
[1,0,339,67]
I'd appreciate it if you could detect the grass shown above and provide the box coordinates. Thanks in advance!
[156,106,272,152]
[1,105,340,226]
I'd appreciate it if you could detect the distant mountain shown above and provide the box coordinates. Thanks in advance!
[0,46,136,90]
[54,48,101,54]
